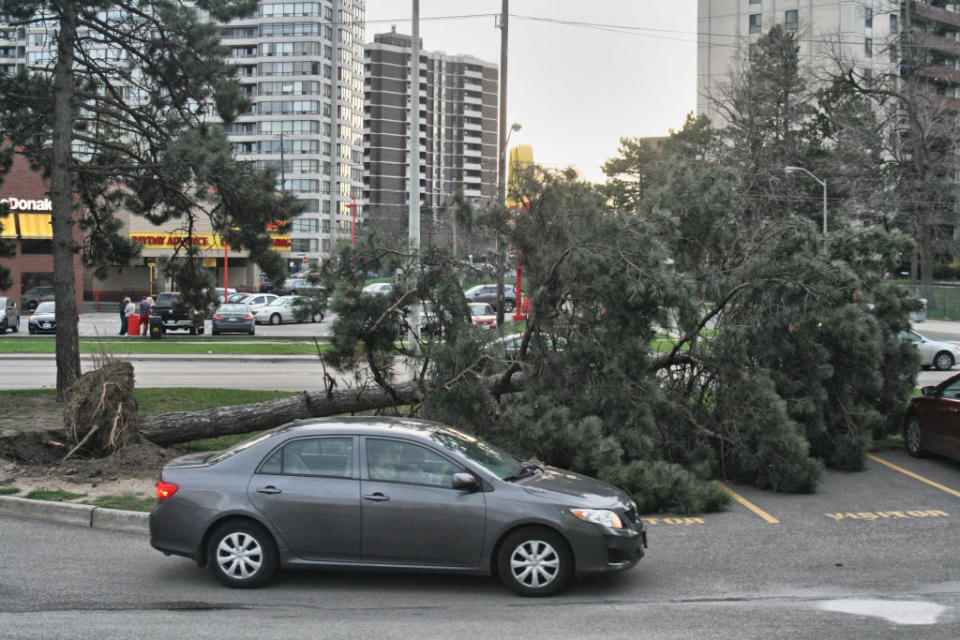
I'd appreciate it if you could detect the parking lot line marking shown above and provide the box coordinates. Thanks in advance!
[868,454,960,499]
[718,483,780,524]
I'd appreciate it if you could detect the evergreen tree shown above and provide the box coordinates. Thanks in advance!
[0,0,298,397]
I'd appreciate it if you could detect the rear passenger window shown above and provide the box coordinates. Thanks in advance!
[258,437,353,477]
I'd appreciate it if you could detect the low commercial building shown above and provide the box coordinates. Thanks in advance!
[1,146,291,307]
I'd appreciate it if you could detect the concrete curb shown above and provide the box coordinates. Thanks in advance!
[0,495,149,535]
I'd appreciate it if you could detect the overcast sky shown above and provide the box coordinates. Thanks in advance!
[364,1,699,182]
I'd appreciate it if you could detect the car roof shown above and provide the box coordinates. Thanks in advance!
[274,416,452,440]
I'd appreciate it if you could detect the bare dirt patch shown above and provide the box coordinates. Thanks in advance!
[0,393,180,501]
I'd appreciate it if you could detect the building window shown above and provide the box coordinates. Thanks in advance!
[865,37,872,58]
[890,14,898,32]
[292,218,319,233]
[749,14,762,34]
[290,238,319,253]
[785,10,798,30]
[749,43,759,60]
[865,7,872,29]
[749,0,761,4]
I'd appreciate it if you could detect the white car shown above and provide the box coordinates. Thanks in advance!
[901,330,960,371]
[363,282,393,295]
[231,292,279,312]
[255,296,323,325]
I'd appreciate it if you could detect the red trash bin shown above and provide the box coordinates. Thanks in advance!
[127,315,140,336]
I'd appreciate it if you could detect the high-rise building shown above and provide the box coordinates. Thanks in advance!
[363,28,499,253]
[1,1,365,272]
[697,0,899,123]
[217,0,366,267]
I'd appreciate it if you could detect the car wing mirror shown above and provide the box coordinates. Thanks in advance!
[452,472,480,492]
[921,386,940,397]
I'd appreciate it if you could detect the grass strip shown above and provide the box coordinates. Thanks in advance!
[0,487,21,495]
[91,494,156,513]
[24,488,86,501]
[0,340,329,356]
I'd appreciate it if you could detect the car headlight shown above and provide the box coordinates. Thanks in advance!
[570,508,623,529]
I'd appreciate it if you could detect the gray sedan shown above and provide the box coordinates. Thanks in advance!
[211,304,255,335]
[150,417,646,596]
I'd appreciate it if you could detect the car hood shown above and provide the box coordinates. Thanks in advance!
[30,313,55,322]
[519,465,632,508]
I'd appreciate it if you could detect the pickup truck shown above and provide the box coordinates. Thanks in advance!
[149,292,205,337]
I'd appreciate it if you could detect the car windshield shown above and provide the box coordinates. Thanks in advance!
[155,293,178,306]
[218,304,248,313]
[265,298,285,307]
[35,301,55,313]
[430,428,523,479]
[227,293,249,303]
[469,303,492,315]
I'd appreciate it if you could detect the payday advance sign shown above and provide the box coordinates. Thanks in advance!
[129,232,291,251]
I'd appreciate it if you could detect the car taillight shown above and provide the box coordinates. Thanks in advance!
[214,315,224,321]
[156,481,179,499]
[243,315,253,321]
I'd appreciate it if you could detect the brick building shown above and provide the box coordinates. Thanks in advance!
[0,148,83,311]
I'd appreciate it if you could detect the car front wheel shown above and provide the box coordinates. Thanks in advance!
[208,521,277,589]
[933,351,955,371]
[905,416,927,458]
[497,527,572,597]
[269,314,281,325]
[503,299,516,313]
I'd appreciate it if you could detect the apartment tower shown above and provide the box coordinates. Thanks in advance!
[363,29,499,253]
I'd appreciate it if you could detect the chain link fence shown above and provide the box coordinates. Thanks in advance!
[906,284,960,321]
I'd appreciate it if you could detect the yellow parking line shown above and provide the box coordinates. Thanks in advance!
[719,483,780,524]
[868,454,960,499]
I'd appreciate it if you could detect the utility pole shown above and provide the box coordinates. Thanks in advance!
[409,0,421,253]
[409,0,422,352]
[495,0,509,327]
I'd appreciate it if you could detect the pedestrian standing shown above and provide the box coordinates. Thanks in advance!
[123,297,136,336]
[138,296,152,336]
[118,297,128,335]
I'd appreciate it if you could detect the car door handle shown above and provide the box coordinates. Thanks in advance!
[363,493,390,502]
[256,486,282,495]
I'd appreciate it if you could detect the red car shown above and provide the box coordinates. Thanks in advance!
[904,374,960,461]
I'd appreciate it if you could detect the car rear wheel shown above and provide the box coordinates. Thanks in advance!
[497,527,572,597]
[269,314,281,325]
[905,416,927,458]
[208,521,277,589]
[933,351,954,371]
[503,299,516,313]
[11,318,18,333]
[311,312,323,323]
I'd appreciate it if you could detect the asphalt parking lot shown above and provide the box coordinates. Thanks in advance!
[2,443,959,638]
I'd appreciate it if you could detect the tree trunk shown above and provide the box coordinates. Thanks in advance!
[140,380,424,446]
[52,4,81,400]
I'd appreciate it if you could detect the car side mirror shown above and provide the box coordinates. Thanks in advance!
[452,472,480,492]
[921,386,939,397]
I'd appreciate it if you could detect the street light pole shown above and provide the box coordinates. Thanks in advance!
[784,165,827,235]
[495,0,509,327]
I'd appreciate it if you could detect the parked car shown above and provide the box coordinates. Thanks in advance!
[279,277,324,297]
[904,373,960,462]
[254,295,323,325]
[28,301,56,334]
[899,330,960,371]
[21,284,55,312]
[362,282,393,296]
[464,283,516,314]
[149,417,646,595]
[469,302,497,330]
[0,296,20,334]
[211,304,256,336]
[232,293,279,313]
[150,292,204,336]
